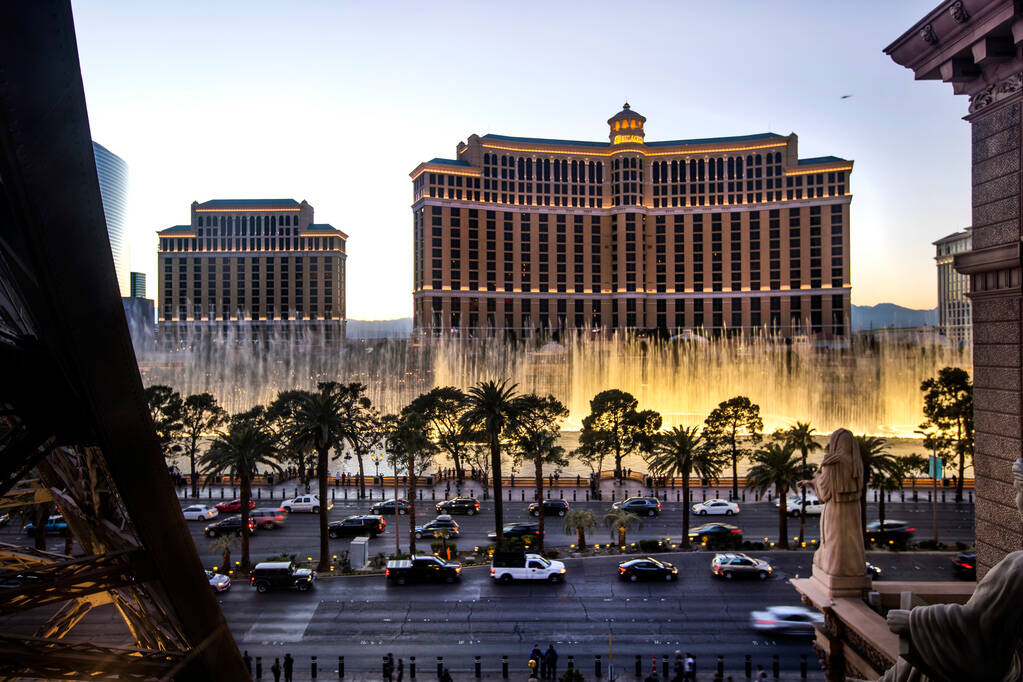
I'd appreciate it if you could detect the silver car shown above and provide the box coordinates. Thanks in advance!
[712,552,772,580]
[750,605,823,635]
[206,570,231,592]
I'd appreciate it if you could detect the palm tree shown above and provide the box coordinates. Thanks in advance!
[517,429,567,552]
[179,392,228,499]
[872,458,906,532]
[510,394,569,552]
[604,508,642,548]
[200,420,281,572]
[391,411,436,555]
[208,534,237,573]
[286,383,351,572]
[645,426,721,548]
[745,441,803,549]
[564,509,598,550]
[856,435,899,541]
[462,379,520,550]
[778,422,822,547]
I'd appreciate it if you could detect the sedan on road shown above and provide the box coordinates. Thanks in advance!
[612,497,661,516]
[865,520,915,547]
[415,515,460,539]
[182,505,218,521]
[370,499,410,516]
[214,499,255,513]
[529,499,569,517]
[329,515,386,539]
[692,499,740,516]
[206,570,231,592]
[204,516,255,538]
[750,605,823,636]
[23,515,68,536]
[488,522,543,541]
[778,494,823,516]
[618,557,678,582]
[689,523,742,545]
[435,497,479,515]
[952,551,976,579]
[711,552,772,580]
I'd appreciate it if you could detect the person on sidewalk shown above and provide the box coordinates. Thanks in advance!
[243,650,252,676]
[282,653,294,682]
[440,667,453,682]
[270,658,281,682]
[396,657,404,682]
[543,644,558,680]
[684,652,695,681]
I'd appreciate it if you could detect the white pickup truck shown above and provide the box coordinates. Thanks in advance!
[490,551,566,583]
[282,495,332,513]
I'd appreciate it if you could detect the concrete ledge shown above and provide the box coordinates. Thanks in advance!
[870,580,975,608]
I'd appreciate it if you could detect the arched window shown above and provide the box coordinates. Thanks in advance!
[571,160,578,182]
[671,160,678,182]
[755,154,762,165]
[690,159,697,180]
[554,160,561,181]
[543,158,550,181]
[709,159,716,181]
[653,162,660,183]
[518,158,525,178]
[746,155,754,168]
[698,159,705,181]
[717,158,724,179]
[597,162,604,183]
[736,157,744,179]
[589,161,595,183]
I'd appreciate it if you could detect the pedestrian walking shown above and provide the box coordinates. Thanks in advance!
[440,667,454,682]
[243,650,252,676]
[755,665,767,680]
[543,644,558,680]
[283,653,294,682]
[271,658,281,682]
[396,657,405,681]
[530,644,543,666]
[684,652,695,681]
[383,652,394,681]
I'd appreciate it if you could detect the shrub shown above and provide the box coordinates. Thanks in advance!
[430,541,457,559]
[638,539,665,552]
[545,548,561,559]
[559,669,585,682]
[264,553,297,563]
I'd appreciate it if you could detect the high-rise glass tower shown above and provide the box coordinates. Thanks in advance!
[93,141,129,297]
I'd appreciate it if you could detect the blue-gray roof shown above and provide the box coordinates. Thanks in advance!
[482,134,609,149]
[796,156,848,166]
[428,158,472,167]
[196,199,300,208]
[481,131,785,149]
[158,224,193,235]
[306,223,342,233]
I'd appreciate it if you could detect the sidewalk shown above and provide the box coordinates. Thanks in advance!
[251,670,825,681]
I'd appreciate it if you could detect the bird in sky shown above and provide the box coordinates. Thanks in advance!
[840,94,853,99]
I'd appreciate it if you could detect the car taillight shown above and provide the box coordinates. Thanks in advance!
[735,506,740,512]
[960,563,974,569]
[249,576,254,583]
[730,529,742,534]
[618,567,626,573]
[490,568,495,575]
[378,524,383,531]
[904,528,915,532]
[756,619,778,625]
[385,569,390,576]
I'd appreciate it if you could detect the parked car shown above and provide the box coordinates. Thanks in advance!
[370,498,410,516]
[750,605,824,635]
[618,557,678,582]
[952,551,976,579]
[487,522,543,541]
[282,495,331,513]
[689,522,742,545]
[414,515,460,539]
[528,499,569,517]
[865,520,915,546]
[777,493,823,516]
[866,562,883,580]
[214,499,255,513]
[386,556,461,585]
[329,515,386,538]
[250,508,287,529]
[491,551,566,583]
[612,497,661,516]
[711,552,772,580]
[204,515,255,538]
[23,515,68,536]
[435,497,479,515]
[206,569,231,592]
[250,561,316,593]
[182,505,219,521]
[0,512,10,527]
[692,499,740,516]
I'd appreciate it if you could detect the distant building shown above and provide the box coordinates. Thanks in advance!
[411,104,852,338]
[156,199,347,338]
[93,141,130,297]
[934,228,972,346]
[130,271,146,299]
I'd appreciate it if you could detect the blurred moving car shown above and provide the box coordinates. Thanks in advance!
[865,520,915,547]
[435,497,479,515]
[777,493,823,517]
[611,497,661,517]
[491,551,566,583]
[866,562,883,579]
[617,557,678,582]
[386,556,461,585]
[249,508,287,529]
[206,569,231,592]
[214,499,255,513]
[689,522,742,545]
[250,561,316,593]
[329,515,386,539]
[414,515,460,539]
[711,553,772,580]
[529,499,569,517]
[282,495,331,513]
[488,522,542,541]
[692,499,740,516]
[204,515,255,538]
[750,605,823,635]
[182,505,218,521]
[370,499,410,516]
[0,512,10,527]
[23,515,68,536]
[951,551,976,579]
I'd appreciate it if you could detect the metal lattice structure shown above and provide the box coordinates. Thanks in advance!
[0,2,246,678]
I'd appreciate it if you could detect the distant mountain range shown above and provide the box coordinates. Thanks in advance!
[851,303,938,331]
[347,304,938,338]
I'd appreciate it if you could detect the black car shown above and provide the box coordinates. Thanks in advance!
[529,499,569,517]
[204,515,255,538]
[250,561,316,593]
[435,497,479,515]
[414,515,460,539]
[618,557,678,582]
[866,562,883,579]
[612,497,661,516]
[488,522,543,540]
[952,551,976,579]
[328,515,386,539]
[865,520,915,547]
[689,523,743,546]
[370,499,410,516]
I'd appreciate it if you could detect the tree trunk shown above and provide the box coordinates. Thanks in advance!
[190,438,200,499]
[777,484,789,549]
[33,505,48,551]
[535,458,544,552]
[357,450,366,499]
[240,471,251,572]
[490,433,504,551]
[799,448,807,548]
[731,440,739,501]
[614,442,622,480]
[861,478,868,543]
[408,449,418,555]
[317,446,329,572]
[223,547,231,572]
[618,525,625,547]
[577,527,586,549]
[681,475,691,549]
[453,450,464,485]
[956,445,965,503]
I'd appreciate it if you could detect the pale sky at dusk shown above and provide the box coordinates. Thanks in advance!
[72,0,966,320]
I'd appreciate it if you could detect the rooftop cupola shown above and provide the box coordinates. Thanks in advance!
[607,103,646,144]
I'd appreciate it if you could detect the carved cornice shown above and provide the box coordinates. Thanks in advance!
[950,1,970,23]
[956,241,1022,299]
[968,71,1023,112]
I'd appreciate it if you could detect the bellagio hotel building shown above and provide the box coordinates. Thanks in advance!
[157,199,347,338]
[410,105,852,337]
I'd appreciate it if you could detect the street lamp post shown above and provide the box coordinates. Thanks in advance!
[916,428,940,546]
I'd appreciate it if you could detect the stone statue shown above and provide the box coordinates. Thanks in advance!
[879,458,1023,682]
[799,428,868,596]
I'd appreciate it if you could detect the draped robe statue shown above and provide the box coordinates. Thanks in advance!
[802,428,868,596]
[878,458,1023,682]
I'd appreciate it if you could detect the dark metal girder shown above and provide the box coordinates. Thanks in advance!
[0,634,182,679]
